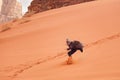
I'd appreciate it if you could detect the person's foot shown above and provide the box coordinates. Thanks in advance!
[67,56,72,64]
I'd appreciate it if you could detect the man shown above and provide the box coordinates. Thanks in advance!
[66,39,83,64]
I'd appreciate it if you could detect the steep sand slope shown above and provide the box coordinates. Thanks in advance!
[0,0,120,80]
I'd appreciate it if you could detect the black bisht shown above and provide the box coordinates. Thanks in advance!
[67,39,83,52]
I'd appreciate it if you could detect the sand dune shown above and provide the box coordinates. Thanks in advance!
[0,0,120,80]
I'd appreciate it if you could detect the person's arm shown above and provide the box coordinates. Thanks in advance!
[67,42,73,50]
[66,40,72,50]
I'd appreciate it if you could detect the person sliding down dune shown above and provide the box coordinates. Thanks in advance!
[66,39,83,64]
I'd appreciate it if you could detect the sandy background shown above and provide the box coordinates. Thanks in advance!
[0,0,120,80]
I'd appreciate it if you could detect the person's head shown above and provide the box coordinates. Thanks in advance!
[66,38,71,46]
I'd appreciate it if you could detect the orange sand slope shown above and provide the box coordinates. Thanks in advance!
[0,0,120,80]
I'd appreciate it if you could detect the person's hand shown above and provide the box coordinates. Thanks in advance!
[67,48,70,50]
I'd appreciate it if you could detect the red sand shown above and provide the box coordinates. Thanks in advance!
[0,0,120,80]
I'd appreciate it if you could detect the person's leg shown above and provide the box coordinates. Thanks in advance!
[67,49,76,64]
[68,49,77,57]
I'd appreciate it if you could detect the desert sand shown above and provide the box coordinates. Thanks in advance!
[0,0,120,80]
